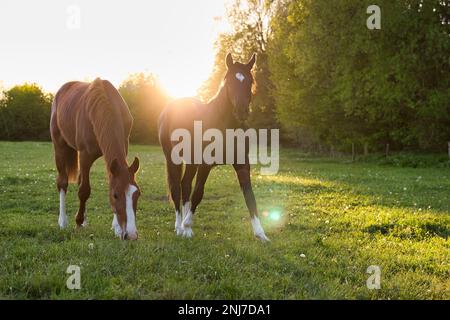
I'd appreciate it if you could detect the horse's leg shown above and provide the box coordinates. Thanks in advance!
[75,152,95,227]
[233,163,269,242]
[182,164,212,237]
[180,164,198,237]
[54,144,77,229]
[166,160,183,235]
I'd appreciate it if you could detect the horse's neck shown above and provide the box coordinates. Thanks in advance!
[102,132,127,169]
[206,85,235,128]
[89,103,127,169]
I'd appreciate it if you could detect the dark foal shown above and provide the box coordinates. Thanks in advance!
[158,53,269,241]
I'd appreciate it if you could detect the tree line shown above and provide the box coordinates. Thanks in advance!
[0,73,169,144]
[1,0,448,153]
[201,0,449,153]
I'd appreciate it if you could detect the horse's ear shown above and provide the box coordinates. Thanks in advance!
[246,53,256,70]
[110,159,119,176]
[226,53,234,69]
[129,157,140,175]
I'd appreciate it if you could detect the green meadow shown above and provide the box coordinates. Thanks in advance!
[0,141,449,299]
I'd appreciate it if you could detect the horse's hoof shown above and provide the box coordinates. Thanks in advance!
[111,225,122,238]
[175,227,183,236]
[76,220,87,228]
[255,233,270,242]
[182,228,194,238]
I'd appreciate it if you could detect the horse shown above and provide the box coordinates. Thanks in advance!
[50,78,141,240]
[158,53,269,242]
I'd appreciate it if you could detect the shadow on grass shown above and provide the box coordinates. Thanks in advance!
[0,225,70,243]
[365,222,450,240]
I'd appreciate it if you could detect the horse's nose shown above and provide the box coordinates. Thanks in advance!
[122,231,138,240]
[127,231,138,241]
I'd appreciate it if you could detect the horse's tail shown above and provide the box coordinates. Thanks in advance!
[66,148,79,184]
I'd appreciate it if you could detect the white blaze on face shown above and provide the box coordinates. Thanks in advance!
[125,185,138,239]
[235,72,245,83]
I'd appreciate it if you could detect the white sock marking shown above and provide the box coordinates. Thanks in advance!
[175,210,182,235]
[251,216,270,242]
[58,190,68,229]
[81,209,88,227]
[181,201,193,238]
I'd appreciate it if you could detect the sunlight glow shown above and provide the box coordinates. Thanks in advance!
[261,208,286,230]
[0,0,231,98]
[269,210,281,221]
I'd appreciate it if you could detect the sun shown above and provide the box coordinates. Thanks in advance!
[0,1,230,96]
[157,65,208,99]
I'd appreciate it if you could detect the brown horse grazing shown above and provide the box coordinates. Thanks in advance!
[158,53,269,242]
[50,78,141,240]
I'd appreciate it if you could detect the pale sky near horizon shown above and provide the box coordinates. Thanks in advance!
[0,0,231,97]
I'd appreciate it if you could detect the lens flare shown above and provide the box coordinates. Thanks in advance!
[269,210,281,221]
[261,208,285,230]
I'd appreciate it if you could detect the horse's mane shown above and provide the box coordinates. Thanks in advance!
[86,78,127,167]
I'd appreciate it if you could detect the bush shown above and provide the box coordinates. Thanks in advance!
[0,84,53,141]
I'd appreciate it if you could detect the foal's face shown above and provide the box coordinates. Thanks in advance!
[109,157,141,240]
[225,53,256,122]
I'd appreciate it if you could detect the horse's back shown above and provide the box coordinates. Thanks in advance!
[158,97,205,153]
[100,79,133,136]
[51,81,89,148]
[51,79,132,152]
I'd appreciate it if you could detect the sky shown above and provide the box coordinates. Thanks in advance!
[0,0,231,97]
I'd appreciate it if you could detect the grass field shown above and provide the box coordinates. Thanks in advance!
[0,141,449,299]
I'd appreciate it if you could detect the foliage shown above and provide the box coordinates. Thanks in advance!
[119,73,170,144]
[359,152,450,168]
[0,84,53,141]
[199,0,279,130]
[268,0,450,152]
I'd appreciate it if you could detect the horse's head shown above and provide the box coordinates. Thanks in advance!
[224,53,256,123]
[109,157,141,240]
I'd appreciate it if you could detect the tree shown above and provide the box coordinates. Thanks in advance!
[119,73,170,144]
[199,0,278,130]
[0,83,53,140]
[268,0,450,152]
